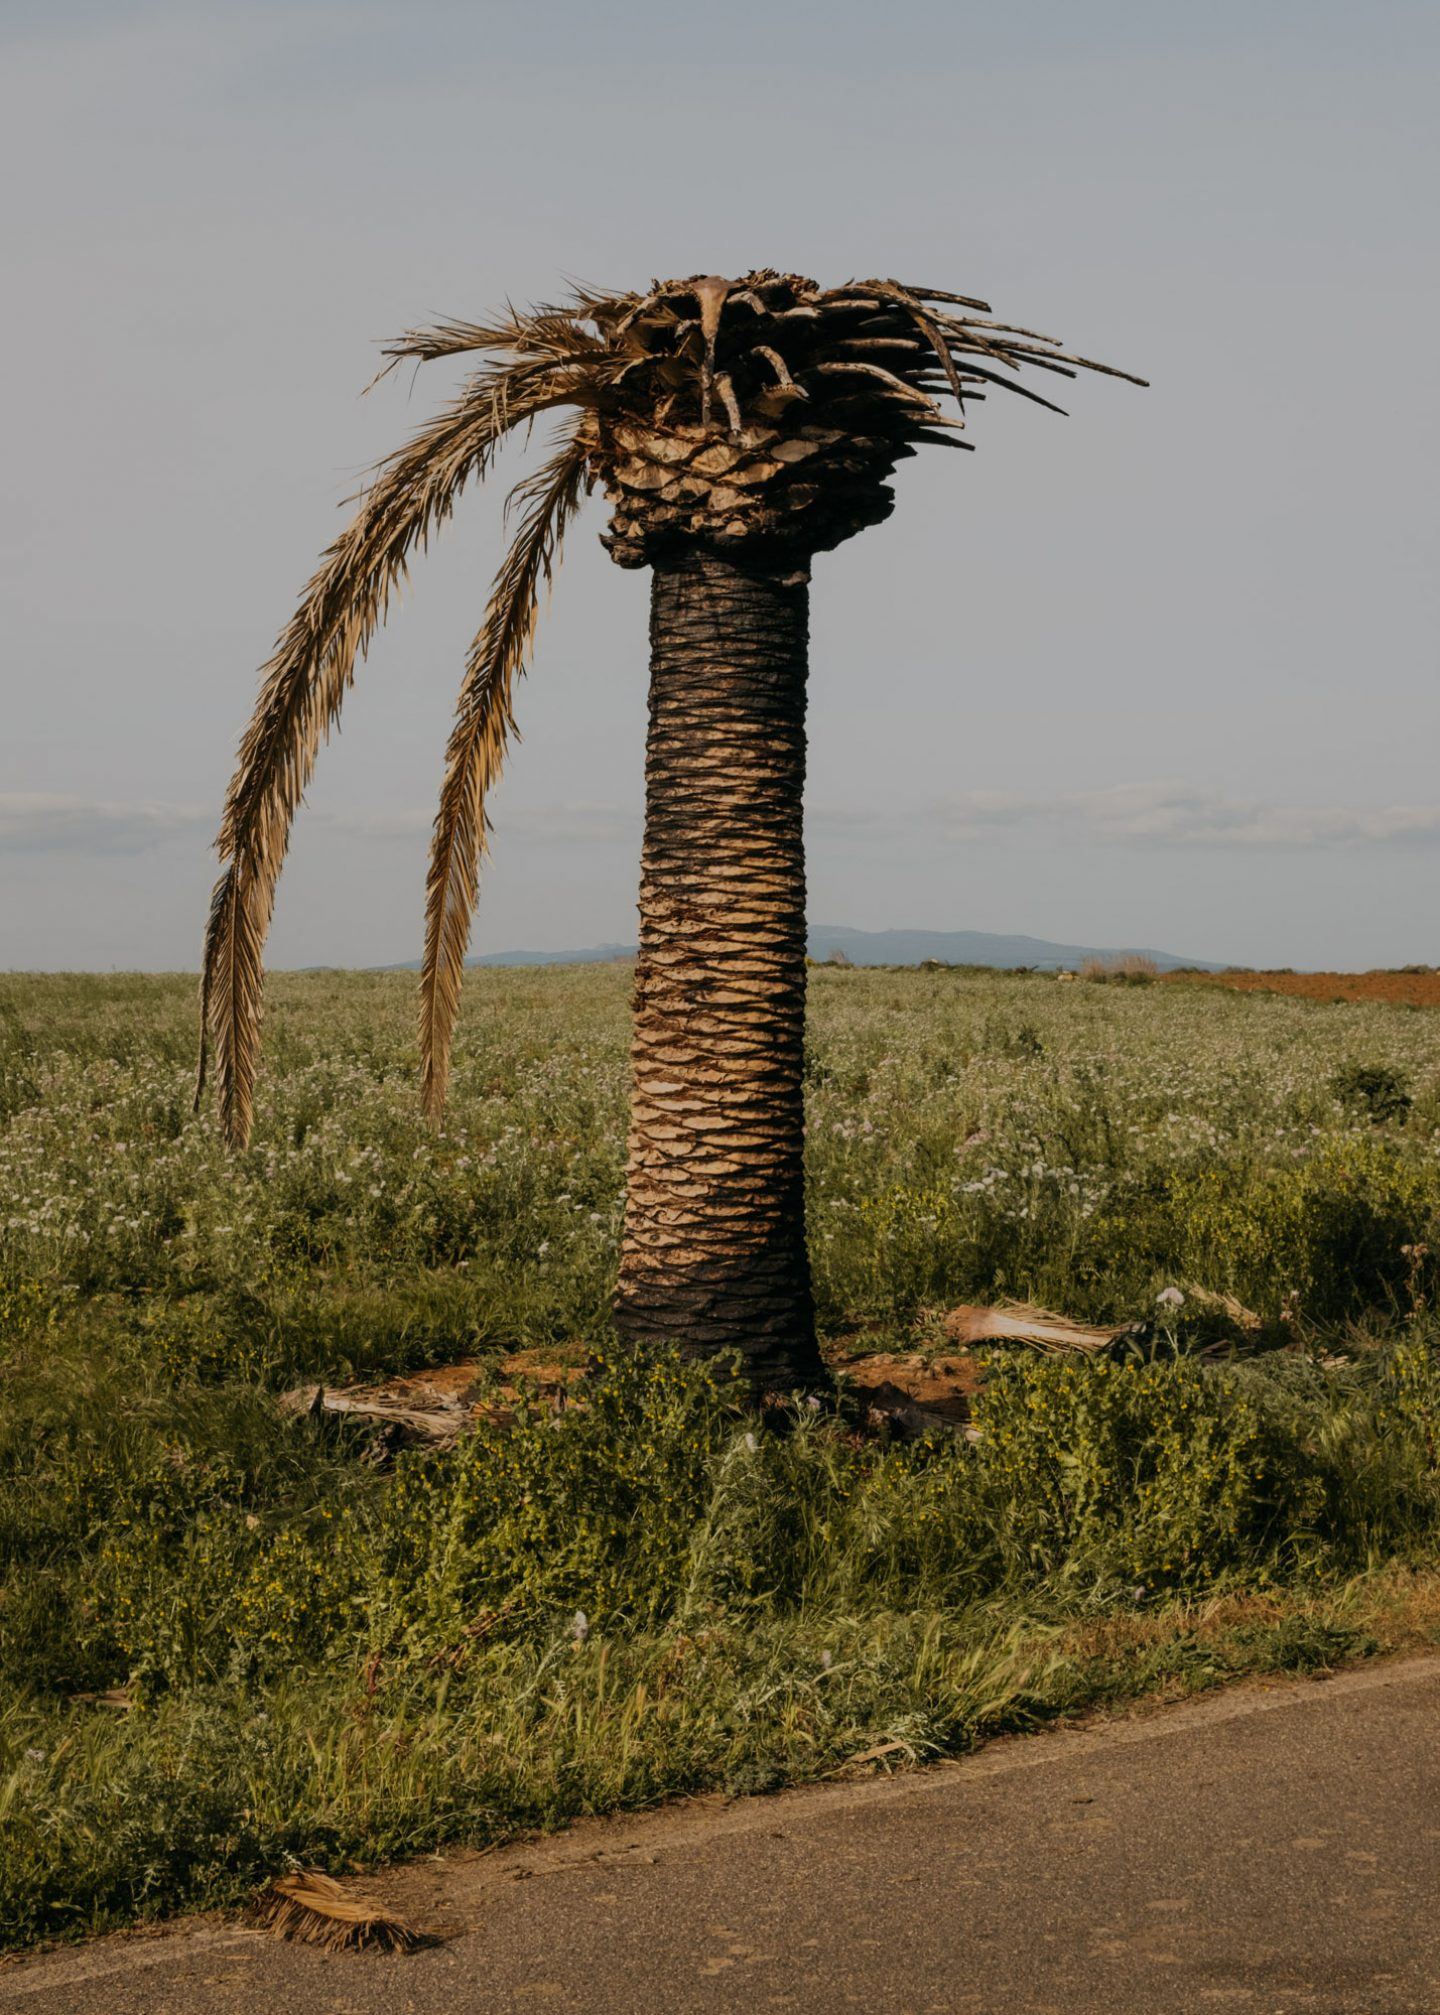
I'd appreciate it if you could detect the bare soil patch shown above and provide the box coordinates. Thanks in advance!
[1167,969,1440,1008]
[289,1341,990,1447]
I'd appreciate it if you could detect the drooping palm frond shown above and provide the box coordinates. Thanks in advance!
[199,368,585,1148]
[418,426,591,1118]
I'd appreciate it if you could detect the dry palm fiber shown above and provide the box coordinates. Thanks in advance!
[1181,1284,1264,1332]
[944,1302,1128,1354]
[252,1870,435,1954]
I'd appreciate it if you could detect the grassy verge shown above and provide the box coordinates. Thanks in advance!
[6,1320,1440,1950]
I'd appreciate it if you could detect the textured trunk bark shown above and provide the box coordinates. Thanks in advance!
[613,548,826,1394]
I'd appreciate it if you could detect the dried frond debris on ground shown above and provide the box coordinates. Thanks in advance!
[252,1870,438,1954]
[944,1302,1130,1354]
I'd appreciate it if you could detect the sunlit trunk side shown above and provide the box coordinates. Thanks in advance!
[613,548,826,1394]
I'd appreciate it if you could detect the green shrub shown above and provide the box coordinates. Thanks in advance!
[370,1347,737,1658]
[1332,1063,1412,1125]
[971,1354,1321,1586]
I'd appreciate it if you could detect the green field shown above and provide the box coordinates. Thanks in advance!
[6,967,1440,1947]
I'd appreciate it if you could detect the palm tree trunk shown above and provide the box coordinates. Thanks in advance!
[613,547,827,1394]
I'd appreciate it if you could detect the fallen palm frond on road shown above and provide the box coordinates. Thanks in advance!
[253,1870,438,1954]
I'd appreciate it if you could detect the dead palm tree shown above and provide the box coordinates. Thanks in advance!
[198,270,1142,1393]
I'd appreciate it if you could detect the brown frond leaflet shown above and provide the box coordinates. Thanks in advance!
[196,860,264,1149]
[418,428,591,1119]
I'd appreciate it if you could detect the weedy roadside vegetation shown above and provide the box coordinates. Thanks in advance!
[5,966,1440,1947]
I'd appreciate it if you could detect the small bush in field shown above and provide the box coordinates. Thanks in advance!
[1331,1062,1412,1125]
[1079,954,1158,985]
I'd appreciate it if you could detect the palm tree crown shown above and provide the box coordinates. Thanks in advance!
[198,271,1142,1147]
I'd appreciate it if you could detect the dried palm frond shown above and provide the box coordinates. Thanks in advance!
[252,1870,436,1954]
[198,371,581,1147]
[196,853,266,1147]
[419,426,591,1117]
[1179,1284,1264,1333]
[375,305,616,375]
[199,268,1142,1142]
[943,1301,1129,1354]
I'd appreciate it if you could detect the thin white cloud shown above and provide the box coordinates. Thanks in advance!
[933,782,1440,850]
[0,794,641,856]
[0,793,211,854]
[8,783,1440,861]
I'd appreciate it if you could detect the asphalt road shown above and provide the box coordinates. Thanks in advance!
[6,1655,1439,2015]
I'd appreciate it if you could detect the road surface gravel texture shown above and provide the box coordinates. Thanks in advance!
[5,1655,1438,2014]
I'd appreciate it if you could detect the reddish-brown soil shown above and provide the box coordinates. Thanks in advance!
[1166,969,1440,1008]
[386,1349,586,1405]
[831,1350,983,1435]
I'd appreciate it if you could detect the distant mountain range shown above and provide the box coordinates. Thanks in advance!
[386,926,1219,973]
[804,927,1219,971]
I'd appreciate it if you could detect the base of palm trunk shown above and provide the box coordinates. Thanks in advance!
[613,548,827,1396]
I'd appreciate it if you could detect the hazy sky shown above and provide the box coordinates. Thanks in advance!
[3,0,1437,971]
